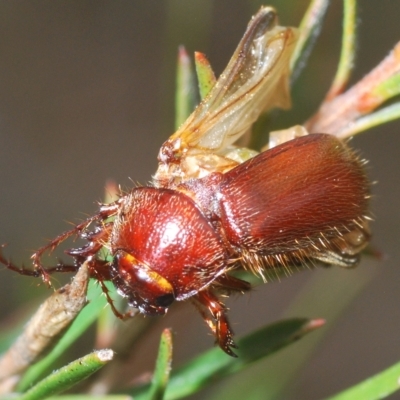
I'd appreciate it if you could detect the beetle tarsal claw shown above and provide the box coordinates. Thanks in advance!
[192,289,238,357]
[216,313,238,357]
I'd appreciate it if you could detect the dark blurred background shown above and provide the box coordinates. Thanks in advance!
[0,1,399,399]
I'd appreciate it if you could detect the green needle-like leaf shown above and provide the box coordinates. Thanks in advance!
[148,328,173,400]
[18,281,107,392]
[372,72,400,101]
[290,0,330,82]
[194,51,216,100]
[19,349,114,400]
[175,46,196,129]
[325,0,357,99]
[326,359,400,400]
[339,102,400,136]
[47,396,132,400]
[130,318,323,400]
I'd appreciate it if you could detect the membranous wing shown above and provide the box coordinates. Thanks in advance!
[155,7,298,186]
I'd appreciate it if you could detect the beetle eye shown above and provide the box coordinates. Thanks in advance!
[114,250,175,313]
[155,293,175,307]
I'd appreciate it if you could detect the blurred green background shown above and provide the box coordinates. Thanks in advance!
[0,1,399,399]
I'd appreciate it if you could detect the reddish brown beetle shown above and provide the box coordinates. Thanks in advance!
[1,7,370,356]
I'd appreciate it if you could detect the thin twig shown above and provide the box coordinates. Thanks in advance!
[305,42,400,136]
[0,262,90,393]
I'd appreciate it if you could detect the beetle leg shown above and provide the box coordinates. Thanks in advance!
[0,244,80,278]
[213,274,251,294]
[192,290,238,357]
[85,256,136,320]
[66,222,112,260]
[97,277,136,320]
[31,204,119,285]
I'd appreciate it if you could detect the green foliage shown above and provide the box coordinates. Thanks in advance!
[0,1,399,399]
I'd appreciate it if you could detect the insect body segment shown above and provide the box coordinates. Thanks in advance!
[1,7,370,357]
[109,187,228,314]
